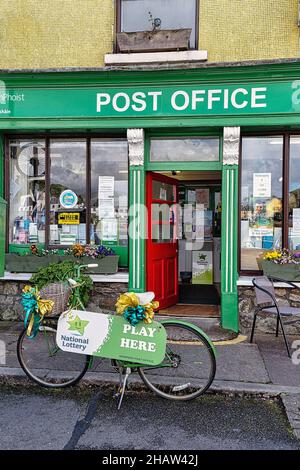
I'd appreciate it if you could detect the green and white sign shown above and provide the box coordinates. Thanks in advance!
[56,310,167,366]
[1,80,300,119]
[192,250,213,285]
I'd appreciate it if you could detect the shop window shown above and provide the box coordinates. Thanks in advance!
[90,139,128,248]
[240,136,283,271]
[9,140,46,245]
[289,136,300,250]
[7,137,129,265]
[49,139,87,246]
[150,137,219,162]
[118,0,198,50]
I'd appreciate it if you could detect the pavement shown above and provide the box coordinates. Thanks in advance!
[0,320,300,441]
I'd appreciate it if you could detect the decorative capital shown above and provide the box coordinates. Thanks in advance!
[223,127,240,166]
[127,128,145,166]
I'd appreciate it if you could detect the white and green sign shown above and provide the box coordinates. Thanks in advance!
[56,310,167,366]
[1,80,300,119]
[192,250,213,285]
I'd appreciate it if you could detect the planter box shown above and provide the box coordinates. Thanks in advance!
[58,255,119,274]
[5,253,60,273]
[5,253,119,274]
[261,259,300,281]
[117,28,191,53]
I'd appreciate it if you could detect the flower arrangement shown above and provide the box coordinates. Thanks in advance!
[28,243,115,258]
[66,243,115,259]
[262,249,300,264]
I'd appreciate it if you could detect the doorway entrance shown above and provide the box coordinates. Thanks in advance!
[146,170,222,317]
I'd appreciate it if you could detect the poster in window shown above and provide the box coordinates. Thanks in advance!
[196,188,210,209]
[101,218,118,242]
[253,173,271,198]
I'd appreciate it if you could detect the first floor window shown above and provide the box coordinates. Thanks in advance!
[7,136,128,264]
[119,0,198,49]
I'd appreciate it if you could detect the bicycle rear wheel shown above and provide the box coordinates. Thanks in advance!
[138,321,216,401]
[17,323,90,388]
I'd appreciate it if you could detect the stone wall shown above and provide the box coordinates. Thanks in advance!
[0,281,128,321]
[239,286,300,335]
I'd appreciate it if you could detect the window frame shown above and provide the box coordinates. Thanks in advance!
[238,131,294,275]
[115,0,200,52]
[5,133,129,254]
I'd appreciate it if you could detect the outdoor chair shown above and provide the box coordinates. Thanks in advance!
[251,276,300,357]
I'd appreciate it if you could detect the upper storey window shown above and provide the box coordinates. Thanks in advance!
[117,0,198,52]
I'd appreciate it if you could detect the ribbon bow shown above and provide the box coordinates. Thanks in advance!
[115,292,159,326]
[21,286,54,338]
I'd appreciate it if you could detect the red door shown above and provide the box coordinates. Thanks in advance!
[146,172,178,309]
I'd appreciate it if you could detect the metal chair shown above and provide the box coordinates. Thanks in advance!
[251,276,300,357]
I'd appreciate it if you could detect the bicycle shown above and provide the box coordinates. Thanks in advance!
[17,263,217,407]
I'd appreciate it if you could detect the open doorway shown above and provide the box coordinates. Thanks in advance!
[146,170,222,317]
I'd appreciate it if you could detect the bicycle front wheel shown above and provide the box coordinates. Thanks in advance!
[17,325,90,388]
[138,321,216,401]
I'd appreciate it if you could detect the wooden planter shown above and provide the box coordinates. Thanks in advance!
[58,255,119,274]
[5,253,60,273]
[5,254,119,274]
[261,259,300,281]
[117,28,192,53]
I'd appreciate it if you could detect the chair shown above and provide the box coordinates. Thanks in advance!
[251,276,300,357]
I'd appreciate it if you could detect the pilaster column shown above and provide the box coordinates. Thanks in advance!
[127,129,146,292]
[221,127,240,332]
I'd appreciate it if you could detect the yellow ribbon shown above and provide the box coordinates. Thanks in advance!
[115,292,159,325]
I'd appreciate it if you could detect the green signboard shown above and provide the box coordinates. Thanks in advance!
[1,80,300,119]
[56,310,167,366]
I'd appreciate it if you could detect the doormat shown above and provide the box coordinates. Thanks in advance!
[159,304,220,317]
[179,284,220,305]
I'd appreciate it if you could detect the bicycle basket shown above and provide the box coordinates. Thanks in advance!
[40,282,71,317]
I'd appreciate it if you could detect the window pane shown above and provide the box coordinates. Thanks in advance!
[9,139,46,245]
[49,139,86,245]
[121,0,197,48]
[240,136,283,271]
[289,136,300,250]
[150,138,219,162]
[90,139,128,247]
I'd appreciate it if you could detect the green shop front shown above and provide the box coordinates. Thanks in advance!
[1,61,300,332]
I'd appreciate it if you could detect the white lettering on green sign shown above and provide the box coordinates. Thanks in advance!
[96,87,267,114]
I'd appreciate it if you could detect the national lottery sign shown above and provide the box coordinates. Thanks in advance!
[56,310,167,366]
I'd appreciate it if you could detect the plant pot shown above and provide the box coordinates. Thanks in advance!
[58,255,119,274]
[261,259,300,281]
[117,28,192,53]
[5,253,60,273]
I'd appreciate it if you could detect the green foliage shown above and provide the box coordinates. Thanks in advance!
[29,260,93,307]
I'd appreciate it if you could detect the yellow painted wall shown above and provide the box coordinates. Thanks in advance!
[200,0,300,62]
[0,0,299,69]
[0,0,114,69]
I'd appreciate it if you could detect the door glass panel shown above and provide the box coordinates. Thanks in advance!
[49,139,86,245]
[150,137,219,162]
[152,180,175,201]
[240,136,283,271]
[9,139,46,245]
[289,136,300,250]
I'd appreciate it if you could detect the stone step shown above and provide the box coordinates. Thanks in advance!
[156,315,237,342]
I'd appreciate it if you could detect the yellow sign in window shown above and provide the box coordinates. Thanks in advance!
[58,213,80,225]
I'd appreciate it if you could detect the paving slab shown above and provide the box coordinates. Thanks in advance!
[215,343,270,384]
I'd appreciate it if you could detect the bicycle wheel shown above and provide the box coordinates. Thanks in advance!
[138,321,216,401]
[17,322,90,388]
